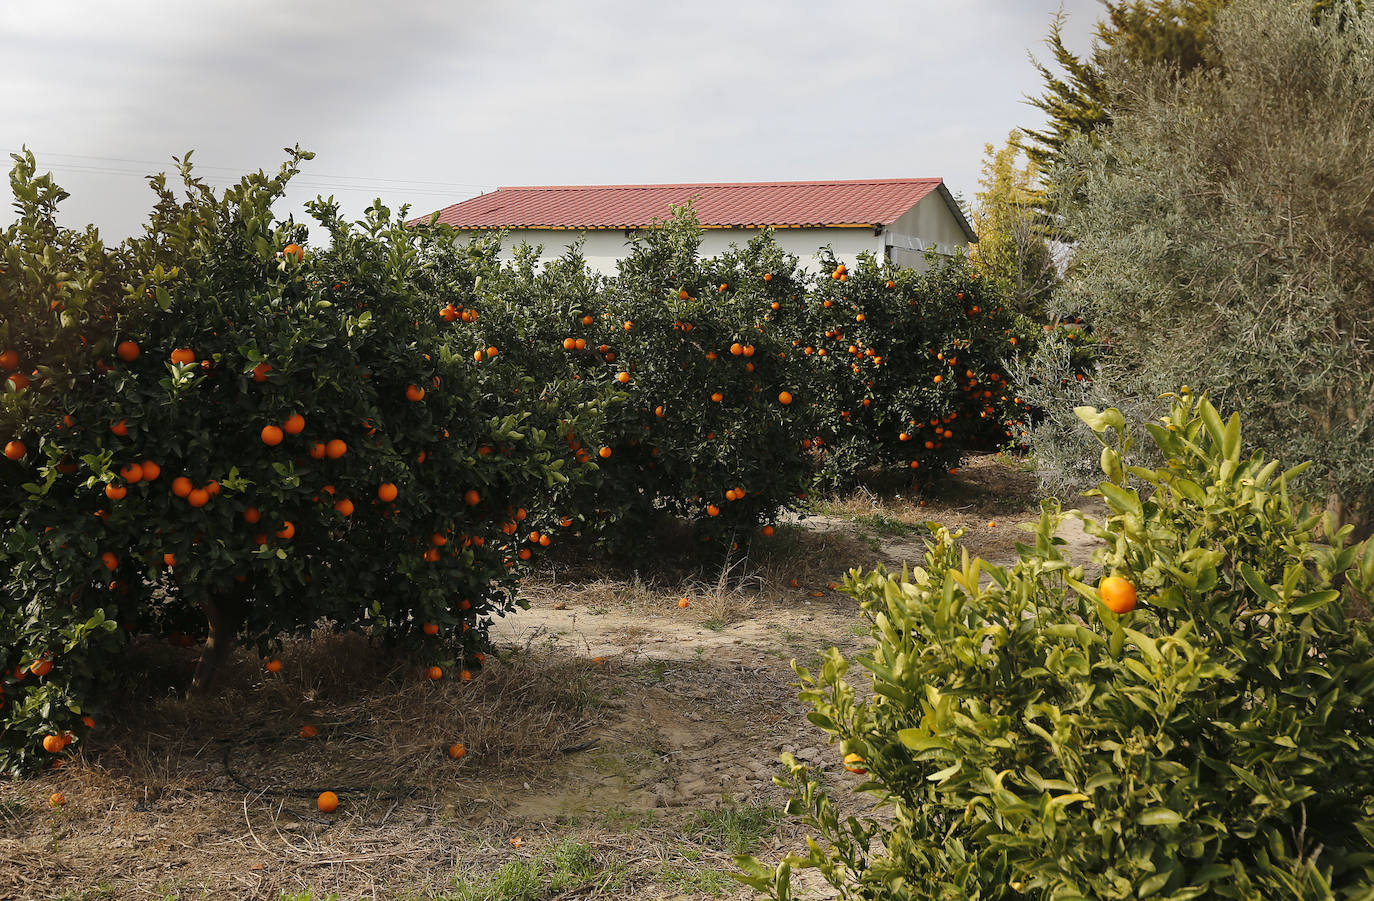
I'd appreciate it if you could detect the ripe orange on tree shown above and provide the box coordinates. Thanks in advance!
[405,384,425,402]
[116,340,140,361]
[3,441,25,461]
[260,425,284,446]
[283,413,306,435]
[378,482,398,502]
[325,439,347,459]
[170,348,196,365]
[187,488,210,507]
[1099,576,1138,614]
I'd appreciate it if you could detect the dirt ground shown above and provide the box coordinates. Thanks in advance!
[0,455,1105,901]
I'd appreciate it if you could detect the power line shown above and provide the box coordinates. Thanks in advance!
[0,147,496,195]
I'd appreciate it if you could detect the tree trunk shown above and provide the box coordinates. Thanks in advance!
[190,583,248,695]
[1326,491,1372,542]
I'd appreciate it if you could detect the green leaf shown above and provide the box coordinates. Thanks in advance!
[1137,808,1184,827]
[1289,590,1339,615]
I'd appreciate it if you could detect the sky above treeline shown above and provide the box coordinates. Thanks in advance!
[2,0,1102,243]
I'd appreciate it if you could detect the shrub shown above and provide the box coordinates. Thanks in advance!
[1042,0,1374,534]
[739,391,1374,899]
[0,151,579,774]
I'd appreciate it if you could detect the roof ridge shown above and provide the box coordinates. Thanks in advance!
[494,178,943,192]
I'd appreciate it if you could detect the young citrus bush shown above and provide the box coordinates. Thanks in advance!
[0,151,582,775]
[739,392,1374,900]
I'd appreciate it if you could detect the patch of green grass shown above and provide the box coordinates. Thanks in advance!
[443,839,619,901]
[683,802,783,854]
[652,863,737,895]
[701,618,728,631]
[848,623,872,637]
[598,805,659,832]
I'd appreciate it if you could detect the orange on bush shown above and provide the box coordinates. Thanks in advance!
[378,482,398,502]
[422,622,440,636]
[405,384,425,402]
[115,340,140,361]
[110,418,128,437]
[464,489,480,506]
[169,348,196,365]
[333,498,354,517]
[275,521,295,539]
[104,483,127,501]
[30,658,52,677]
[119,462,144,483]
[843,753,867,774]
[778,391,793,405]
[283,243,304,262]
[325,439,347,459]
[100,551,118,571]
[283,413,306,435]
[42,734,64,753]
[242,506,262,524]
[3,440,25,461]
[260,425,284,446]
[140,460,161,481]
[1099,575,1138,614]
[187,488,210,507]
[0,349,17,370]
[171,476,193,498]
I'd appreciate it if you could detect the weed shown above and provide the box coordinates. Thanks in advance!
[652,863,736,895]
[684,802,783,854]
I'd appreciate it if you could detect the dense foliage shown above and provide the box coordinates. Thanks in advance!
[740,393,1374,900]
[2,153,1031,774]
[1035,0,1374,534]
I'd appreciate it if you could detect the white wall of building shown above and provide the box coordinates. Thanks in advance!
[452,227,887,277]
[451,201,972,277]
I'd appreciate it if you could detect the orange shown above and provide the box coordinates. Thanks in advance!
[832,263,846,280]
[43,734,64,753]
[283,243,304,262]
[187,488,210,507]
[104,483,127,501]
[265,659,283,673]
[283,413,306,435]
[170,348,196,365]
[110,418,129,437]
[163,553,176,567]
[485,346,499,358]
[706,505,719,517]
[422,622,439,636]
[309,442,327,459]
[316,791,338,814]
[116,340,140,361]
[81,715,94,729]
[49,792,66,808]
[598,446,612,459]
[3,440,25,461]
[778,391,793,405]
[460,669,473,682]
[427,665,443,681]
[763,273,773,282]
[624,320,633,330]
[616,371,630,384]
[655,406,665,417]
[140,460,161,481]
[333,498,354,517]
[761,525,774,537]
[30,658,52,677]
[120,462,144,483]
[678,597,690,608]
[448,742,467,759]
[252,362,272,382]
[406,384,425,402]
[325,439,347,459]
[464,489,480,506]
[378,483,398,502]
[299,725,318,739]
[101,550,119,571]
[679,288,690,300]
[276,521,295,539]
[1099,576,1138,614]
[0,349,16,370]
[260,425,284,446]
[711,392,723,403]
[171,476,193,498]
[843,753,867,774]
[581,314,595,325]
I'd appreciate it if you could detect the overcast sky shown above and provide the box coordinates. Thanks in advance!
[2,0,1102,243]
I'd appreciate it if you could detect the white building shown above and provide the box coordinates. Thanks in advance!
[416,178,976,275]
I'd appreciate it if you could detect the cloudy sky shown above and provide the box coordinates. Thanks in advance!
[2,0,1102,243]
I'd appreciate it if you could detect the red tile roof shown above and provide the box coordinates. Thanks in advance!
[414,178,957,232]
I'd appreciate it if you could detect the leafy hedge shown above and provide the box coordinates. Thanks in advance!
[739,392,1374,899]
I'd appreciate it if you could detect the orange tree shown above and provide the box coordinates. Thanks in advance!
[583,213,825,550]
[739,392,1374,899]
[0,150,581,775]
[782,249,1034,489]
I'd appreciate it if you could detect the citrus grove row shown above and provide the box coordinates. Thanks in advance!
[0,149,1036,774]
